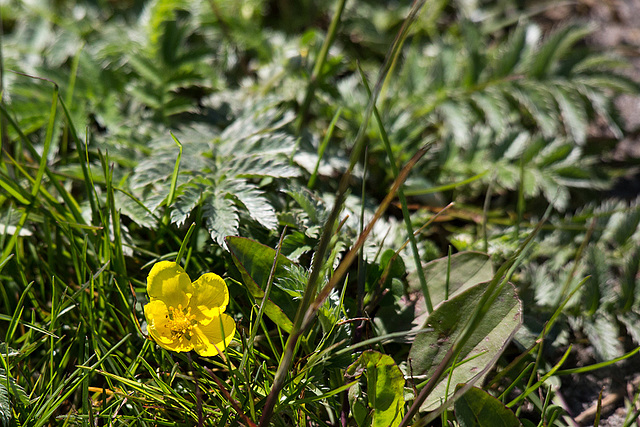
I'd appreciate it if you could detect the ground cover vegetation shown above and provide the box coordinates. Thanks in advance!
[1,0,639,425]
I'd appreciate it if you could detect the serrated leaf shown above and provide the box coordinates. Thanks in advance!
[471,90,508,133]
[454,385,522,427]
[346,351,405,427]
[494,24,526,78]
[128,53,163,87]
[582,246,608,315]
[116,191,157,228]
[527,25,592,78]
[510,82,559,137]
[610,205,640,247]
[619,312,640,345]
[578,87,623,139]
[621,246,640,311]
[408,281,522,411]
[285,185,326,225]
[0,380,9,427]
[583,314,623,361]
[538,172,570,211]
[222,153,300,179]
[537,140,573,167]
[552,85,588,145]
[170,182,204,227]
[440,101,473,146]
[221,180,277,230]
[203,194,239,246]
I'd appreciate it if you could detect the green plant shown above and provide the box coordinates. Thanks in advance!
[0,0,638,426]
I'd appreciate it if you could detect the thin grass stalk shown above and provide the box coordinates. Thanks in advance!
[0,83,57,266]
[488,275,589,390]
[419,324,523,426]
[241,227,287,372]
[308,107,341,189]
[295,0,348,134]
[60,45,82,161]
[303,147,428,332]
[507,345,572,408]
[555,218,596,306]
[0,6,8,161]
[206,367,258,427]
[356,146,368,317]
[0,100,84,223]
[358,65,433,313]
[258,2,427,424]
[515,155,526,239]
[404,170,488,196]
[57,93,99,221]
[165,132,183,225]
[365,203,454,314]
[482,174,495,253]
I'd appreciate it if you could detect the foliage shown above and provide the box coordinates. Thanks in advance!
[0,0,638,426]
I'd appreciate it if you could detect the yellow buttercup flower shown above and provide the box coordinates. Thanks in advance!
[144,261,236,356]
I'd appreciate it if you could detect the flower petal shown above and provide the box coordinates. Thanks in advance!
[192,313,236,357]
[147,261,192,307]
[190,272,229,321]
[144,300,194,352]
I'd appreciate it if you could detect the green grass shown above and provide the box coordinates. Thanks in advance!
[1,0,639,426]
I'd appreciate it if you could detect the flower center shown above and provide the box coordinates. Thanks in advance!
[167,304,196,339]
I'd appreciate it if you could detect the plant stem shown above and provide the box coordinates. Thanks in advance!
[358,65,433,313]
[296,0,348,134]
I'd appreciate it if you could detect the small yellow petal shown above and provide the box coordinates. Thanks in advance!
[156,335,194,353]
[147,261,192,307]
[144,300,173,345]
[190,272,229,322]
[144,300,194,352]
[192,314,236,357]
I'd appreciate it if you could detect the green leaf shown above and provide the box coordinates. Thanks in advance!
[0,173,31,205]
[510,82,559,138]
[528,25,592,78]
[471,90,508,133]
[408,280,522,411]
[409,251,493,307]
[381,252,494,339]
[583,314,623,361]
[170,181,203,227]
[494,24,526,78]
[0,379,9,427]
[348,382,370,427]
[346,351,405,427]
[440,101,473,146]
[221,180,278,230]
[454,385,522,427]
[582,246,608,315]
[204,193,239,246]
[552,84,588,145]
[226,236,299,332]
[222,150,300,179]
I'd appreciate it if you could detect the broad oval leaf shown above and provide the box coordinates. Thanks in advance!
[346,351,405,427]
[226,236,300,332]
[392,252,493,338]
[454,385,522,427]
[408,280,522,411]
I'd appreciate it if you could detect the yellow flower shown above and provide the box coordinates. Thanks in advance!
[144,261,236,356]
